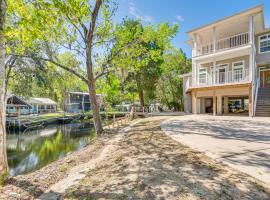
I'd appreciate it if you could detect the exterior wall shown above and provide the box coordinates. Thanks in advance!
[216,55,249,71]
[255,31,270,65]
[200,55,249,72]
[183,76,192,113]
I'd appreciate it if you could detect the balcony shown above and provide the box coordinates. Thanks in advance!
[185,68,250,91]
[196,32,249,56]
[199,69,249,86]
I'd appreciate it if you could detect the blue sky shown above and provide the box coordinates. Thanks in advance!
[113,0,270,58]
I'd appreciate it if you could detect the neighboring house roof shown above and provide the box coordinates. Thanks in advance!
[68,91,103,96]
[28,98,57,105]
[7,95,32,107]
[187,5,264,35]
[179,72,192,78]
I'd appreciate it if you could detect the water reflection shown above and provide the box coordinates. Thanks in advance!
[7,122,95,176]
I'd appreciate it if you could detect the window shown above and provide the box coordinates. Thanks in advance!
[259,34,270,53]
[233,61,245,82]
[199,68,207,84]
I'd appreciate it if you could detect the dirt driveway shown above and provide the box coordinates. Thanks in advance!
[161,115,270,186]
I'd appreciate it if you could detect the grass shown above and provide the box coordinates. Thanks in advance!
[0,170,8,187]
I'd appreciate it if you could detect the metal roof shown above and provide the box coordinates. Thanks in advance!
[7,95,32,107]
[28,98,57,105]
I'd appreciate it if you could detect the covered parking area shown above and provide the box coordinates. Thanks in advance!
[191,83,252,116]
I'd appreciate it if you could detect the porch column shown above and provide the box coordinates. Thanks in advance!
[192,62,197,87]
[212,26,216,52]
[249,86,253,117]
[224,97,229,114]
[217,95,222,115]
[201,98,206,114]
[192,91,197,114]
[249,15,254,82]
[213,92,216,116]
[192,33,198,57]
[213,60,216,85]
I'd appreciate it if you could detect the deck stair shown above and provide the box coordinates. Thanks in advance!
[256,87,270,117]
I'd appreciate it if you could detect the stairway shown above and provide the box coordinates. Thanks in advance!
[256,87,270,117]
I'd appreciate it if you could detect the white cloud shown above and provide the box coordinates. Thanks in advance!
[128,2,154,22]
[175,15,184,22]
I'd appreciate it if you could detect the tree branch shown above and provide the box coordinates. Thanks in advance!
[10,54,88,85]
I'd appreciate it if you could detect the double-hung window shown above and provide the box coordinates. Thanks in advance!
[198,68,207,85]
[233,61,245,82]
[259,34,270,54]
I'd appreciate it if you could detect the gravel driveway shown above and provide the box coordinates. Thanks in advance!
[161,115,270,186]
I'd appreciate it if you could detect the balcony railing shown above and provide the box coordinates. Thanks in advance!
[197,32,249,56]
[197,69,249,87]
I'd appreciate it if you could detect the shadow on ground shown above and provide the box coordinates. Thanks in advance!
[62,118,270,200]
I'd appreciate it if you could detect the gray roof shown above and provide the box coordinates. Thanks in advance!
[28,98,57,105]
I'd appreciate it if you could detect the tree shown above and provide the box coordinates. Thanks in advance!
[7,0,118,134]
[0,0,8,177]
[112,19,178,107]
[7,52,87,109]
[156,48,191,111]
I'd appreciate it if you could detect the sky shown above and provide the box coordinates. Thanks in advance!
[113,0,270,58]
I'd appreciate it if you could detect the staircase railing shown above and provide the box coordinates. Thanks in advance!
[253,59,259,117]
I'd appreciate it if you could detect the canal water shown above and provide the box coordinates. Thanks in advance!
[6,122,96,176]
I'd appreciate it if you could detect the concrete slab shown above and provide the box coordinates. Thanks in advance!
[161,115,270,186]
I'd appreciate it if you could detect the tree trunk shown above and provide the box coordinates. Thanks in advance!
[136,75,144,107]
[86,46,103,134]
[85,0,103,134]
[0,0,8,176]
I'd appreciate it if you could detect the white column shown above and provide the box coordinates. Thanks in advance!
[192,33,198,87]
[192,61,197,87]
[213,60,216,85]
[212,26,216,52]
[192,33,198,57]
[249,15,255,117]
[249,15,254,82]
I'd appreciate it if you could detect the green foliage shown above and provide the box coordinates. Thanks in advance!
[156,48,191,111]
[8,53,87,109]
[111,19,178,106]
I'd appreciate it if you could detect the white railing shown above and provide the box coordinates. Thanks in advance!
[185,76,192,91]
[196,69,249,87]
[197,32,249,56]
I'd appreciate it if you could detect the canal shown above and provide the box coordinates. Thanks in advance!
[6,122,96,176]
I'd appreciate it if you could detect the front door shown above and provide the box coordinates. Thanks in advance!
[260,66,270,88]
[217,64,228,84]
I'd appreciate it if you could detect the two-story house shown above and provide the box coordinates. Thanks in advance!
[182,5,270,117]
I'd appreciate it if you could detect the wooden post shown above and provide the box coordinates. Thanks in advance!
[113,114,115,127]
[192,91,197,114]
[217,95,222,115]
[224,97,229,114]
[213,91,217,116]
[201,98,206,114]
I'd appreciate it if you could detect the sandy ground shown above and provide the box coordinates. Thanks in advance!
[161,115,270,186]
[63,117,269,200]
[1,116,270,200]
